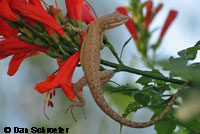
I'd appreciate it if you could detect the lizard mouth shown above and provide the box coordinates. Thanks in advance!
[122,16,129,22]
[117,16,129,25]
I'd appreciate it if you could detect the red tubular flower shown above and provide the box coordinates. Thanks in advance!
[29,0,44,9]
[80,3,95,39]
[0,38,45,56]
[81,3,95,24]
[11,0,65,36]
[116,7,138,41]
[54,0,59,9]
[35,0,95,102]
[152,3,163,19]
[35,52,82,101]
[145,0,153,28]
[65,1,95,42]
[65,0,84,20]
[0,38,46,75]
[0,18,18,39]
[8,50,40,76]
[0,0,19,21]
[35,0,86,103]
[29,1,57,36]
[29,1,56,36]
[160,10,178,38]
[57,58,64,68]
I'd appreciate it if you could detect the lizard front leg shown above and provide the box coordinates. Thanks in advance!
[66,23,88,33]
[66,70,114,121]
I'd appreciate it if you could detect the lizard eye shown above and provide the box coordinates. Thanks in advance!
[103,21,125,30]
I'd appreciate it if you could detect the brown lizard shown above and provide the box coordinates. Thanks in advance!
[68,12,189,128]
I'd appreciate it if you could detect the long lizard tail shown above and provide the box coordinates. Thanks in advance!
[89,79,189,128]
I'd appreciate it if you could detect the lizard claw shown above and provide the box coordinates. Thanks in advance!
[65,104,77,122]
[65,23,73,28]
[81,107,87,120]
[65,101,87,122]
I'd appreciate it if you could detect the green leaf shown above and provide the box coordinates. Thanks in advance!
[152,69,164,76]
[122,102,142,118]
[154,118,176,134]
[162,58,200,83]
[149,95,166,107]
[184,117,200,132]
[103,84,133,113]
[173,130,189,134]
[188,63,200,83]
[170,83,180,89]
[161,41,200,81]
[151,69,166,85]
[153,84,171,93]
[136,69,167,86]
[161,57,190,79]
[110,88,139,94]
[162,57,187,74]
[150,107,168,119]
[134,93,150,106]
[194,40,200,46]
[120,36,132,59]
[142,85,162,96]
[105,84,139,95]
[178,45,200,60]
[136,76,152,86]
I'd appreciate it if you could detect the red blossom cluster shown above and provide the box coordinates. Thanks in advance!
[0,0,94,108]
[117,1,177,41]
[116,0,178,59]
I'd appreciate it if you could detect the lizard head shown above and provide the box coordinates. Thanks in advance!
[100,12,128,30]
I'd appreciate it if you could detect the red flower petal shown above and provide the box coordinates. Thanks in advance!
[0,38,45,75]
[152,3,163,19]
[53,52,80,84]
[35,81,59,93]
[0,18,18,39]
[61,84,76,101]
[35,74,59,93]
[160,10,178,38]
[28,0,56,36]
[116,7,138,41]
[46,74,56,82]
[56,58,64,67]
[0,55,7,60]
[29,0,44,9]
[11,0,65,36]
[7,51,31,76]
[65,0,84,20]
[55,0,59,9]
[7,50,40,76]
[81,3,95,24]
[145,0,153,28]
[35,52,82,101]
[57,52,82,100]
[0,0,19,21]
[0,38,43,57]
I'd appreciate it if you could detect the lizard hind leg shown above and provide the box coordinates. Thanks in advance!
[65,70,115,121]
[65,76,87,122]
[65,100,87,122]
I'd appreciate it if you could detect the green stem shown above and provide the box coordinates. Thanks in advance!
[58,43,69,56]
[101,59,186,85]
[103,35,123,64]
[106,44,123,64]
